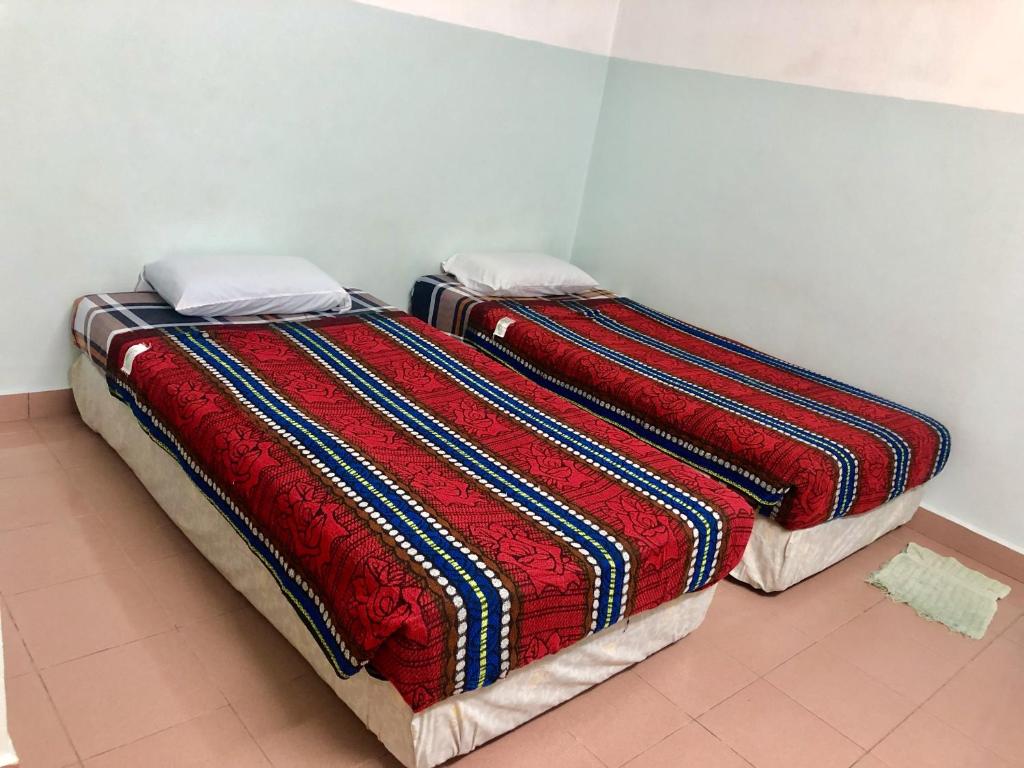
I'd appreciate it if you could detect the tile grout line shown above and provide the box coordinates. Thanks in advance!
[563,728,612,767]
[757,528,1022,763]
[7,458,181,766]
[7,460,119,767]
[628,666,691,710]
[605,718,690,768]
[776,610,1017,761]
[2,515,87,766]
[22,627,184,676]
[1,596,41,681]
[786,535,1014,694]
[32,652,85,766]
[905,516,1024,584]
[907,635,1018,761]
[72,705,241,765]
[759,678,867,762]
[902,525,1023,592]
[689,720,755,767]
[224,698,277,768]
[719,578,931,753]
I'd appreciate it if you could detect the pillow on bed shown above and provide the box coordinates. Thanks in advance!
[441,252,598,297]
[140,255,351,317]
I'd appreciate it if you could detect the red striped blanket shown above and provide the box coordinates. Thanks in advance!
[410,277,949,531]
[99,305,752,711]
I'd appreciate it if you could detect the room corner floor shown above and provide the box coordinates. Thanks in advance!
[1,415,1022,768]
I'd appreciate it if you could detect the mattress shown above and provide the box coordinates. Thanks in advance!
[71,353,716,768]
[69,288,753,765]
[410,274,944,590]
[410,274,949,531]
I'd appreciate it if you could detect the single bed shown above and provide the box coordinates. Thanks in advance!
[410,274,949,591]
[69,290,753,768]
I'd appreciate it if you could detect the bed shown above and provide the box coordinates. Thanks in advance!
[410,273,950,591]
[70,289,753,768]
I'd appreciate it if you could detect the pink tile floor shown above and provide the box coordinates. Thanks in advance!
[2,415,1023,768]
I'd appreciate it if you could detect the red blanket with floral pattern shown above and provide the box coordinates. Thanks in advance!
[456,297,949,531]
[105,309,752,711]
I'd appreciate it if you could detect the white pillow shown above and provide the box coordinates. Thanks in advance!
[441,252,598,297]
[140,255,351,317]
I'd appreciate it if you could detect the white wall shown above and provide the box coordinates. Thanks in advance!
[573,3,1024,550]
[354,0,622,54]
[4,0,1021,550]
[611,0,1024,114]
[0,0,608,393]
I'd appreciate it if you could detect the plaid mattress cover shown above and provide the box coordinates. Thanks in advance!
[409,273,616,338]
[409,274,951,531]
[72,289,393,369]
[79,292,753,711]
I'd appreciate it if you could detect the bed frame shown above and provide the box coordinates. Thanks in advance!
[71,354,715,768]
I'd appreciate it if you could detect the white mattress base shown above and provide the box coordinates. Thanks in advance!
[731,486,926,592]
[70,354,715,768]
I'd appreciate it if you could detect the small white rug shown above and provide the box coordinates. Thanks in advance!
[868,542,1011,639]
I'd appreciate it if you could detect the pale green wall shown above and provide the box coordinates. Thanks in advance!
[0,0,608,392]
[572,59,1024,549]
[4,1,1021,548]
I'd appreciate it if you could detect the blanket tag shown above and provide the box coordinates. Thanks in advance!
[121,343,150,376]
[493,317,516,339]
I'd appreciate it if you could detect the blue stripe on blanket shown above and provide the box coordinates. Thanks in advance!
[107,376,363,679]
[281,323,627,642]
[366,314,724,591]
[507,302,859,521]
[569,303,911,500]
[171,327,502,694]
[621,298,951,477]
